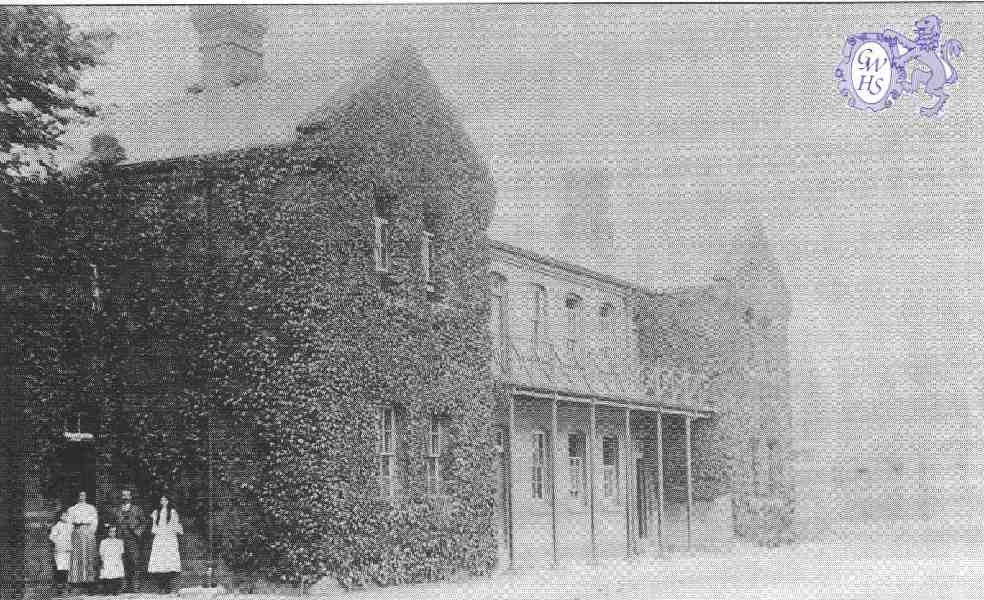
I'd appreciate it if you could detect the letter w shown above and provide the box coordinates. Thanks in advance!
[857,48,885,72]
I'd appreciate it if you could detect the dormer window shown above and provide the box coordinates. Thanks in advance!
[373,194,393,274]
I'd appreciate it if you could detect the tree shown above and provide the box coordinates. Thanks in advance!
[0,6,113,175]
[0,8,112,510]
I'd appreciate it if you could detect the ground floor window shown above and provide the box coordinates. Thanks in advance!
[531,431,545,500]
[568,433,586,502]
[426,415,444,495]
[378,406,397,499]
[602,436,620,502]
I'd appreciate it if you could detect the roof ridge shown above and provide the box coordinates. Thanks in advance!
[296,43,426,134]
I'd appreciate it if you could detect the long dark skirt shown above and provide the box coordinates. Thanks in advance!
[68,525,98,583]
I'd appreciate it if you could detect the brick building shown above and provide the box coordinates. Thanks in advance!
[488,220,793,568]
[5,7,793,596]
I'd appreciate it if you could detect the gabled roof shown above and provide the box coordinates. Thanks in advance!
[59,44,429,168]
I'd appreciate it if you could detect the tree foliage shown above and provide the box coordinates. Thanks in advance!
[0,6,113,173]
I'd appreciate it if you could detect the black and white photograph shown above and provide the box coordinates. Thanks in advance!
[2,4,983,599]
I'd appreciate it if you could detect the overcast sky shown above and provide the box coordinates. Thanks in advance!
[65,4,984,466]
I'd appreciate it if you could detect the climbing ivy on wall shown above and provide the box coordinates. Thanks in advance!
[631,282,795,548]
[23,50,502,587]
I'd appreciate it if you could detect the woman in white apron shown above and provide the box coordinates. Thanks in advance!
[147,495,183,594]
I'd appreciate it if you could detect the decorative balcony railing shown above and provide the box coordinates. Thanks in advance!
[491,338,715,413]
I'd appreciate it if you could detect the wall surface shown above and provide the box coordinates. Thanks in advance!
[489,248,640,387]
[21,46,501,588]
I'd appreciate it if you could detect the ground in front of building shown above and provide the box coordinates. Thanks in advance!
[47,526,984,600]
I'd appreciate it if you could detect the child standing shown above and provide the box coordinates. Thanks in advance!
[49,512,73,596]
[99,525,125,595]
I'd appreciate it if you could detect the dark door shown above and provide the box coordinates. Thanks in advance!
[57,441,98,505]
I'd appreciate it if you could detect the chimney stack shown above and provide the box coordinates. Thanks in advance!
[190,6,267,89]
[557,168,616,268]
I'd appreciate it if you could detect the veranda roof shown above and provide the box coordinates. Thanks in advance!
[494,340,714,418]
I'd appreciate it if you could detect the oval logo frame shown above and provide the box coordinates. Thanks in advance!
[835,32,904,112]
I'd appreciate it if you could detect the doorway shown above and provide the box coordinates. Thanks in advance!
[56,441,97,507]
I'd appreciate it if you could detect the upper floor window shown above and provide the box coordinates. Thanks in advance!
[426,415,444,495]
[377,406,397,499]
[598,302,616,374]
[421,231,435,290]
[565,294,583,362]
[373,194,393,273]
[531,430,545,500]
[493,426,505,455]
[489,273,508,373]
[602,436,620,503]
[519,284,547,357]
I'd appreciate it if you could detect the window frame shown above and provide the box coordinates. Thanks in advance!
[564,294,583,362]
[530,430,546,501]
[601,435,621,504]
[567,432,587,503]
[598,302,616,376]
[425,415,444,496]
[377,406,397,500]
[421,230,435,291]
[489,273,508,373]
[373,215,392,274]
[528,284,547,357]
[493,426,505,455]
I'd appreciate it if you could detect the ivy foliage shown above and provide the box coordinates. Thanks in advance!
[632,277,795,546]
[22,47,501,587]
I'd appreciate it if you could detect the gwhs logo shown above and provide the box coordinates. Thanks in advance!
[835,15,963,117]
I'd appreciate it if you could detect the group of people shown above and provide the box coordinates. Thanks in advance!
[50,490,184,596]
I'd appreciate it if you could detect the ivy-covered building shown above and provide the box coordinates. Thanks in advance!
[7,7,793,597]
[15,7,499,594]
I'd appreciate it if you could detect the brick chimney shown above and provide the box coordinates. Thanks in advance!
[190,6,267,89]
[557,168,616,268]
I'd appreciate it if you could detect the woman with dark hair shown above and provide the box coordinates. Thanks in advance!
[146,495,183,594]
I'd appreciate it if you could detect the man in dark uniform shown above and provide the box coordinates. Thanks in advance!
[114,489,146,592]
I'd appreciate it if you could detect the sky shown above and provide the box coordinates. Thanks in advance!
[63,5,984,470]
